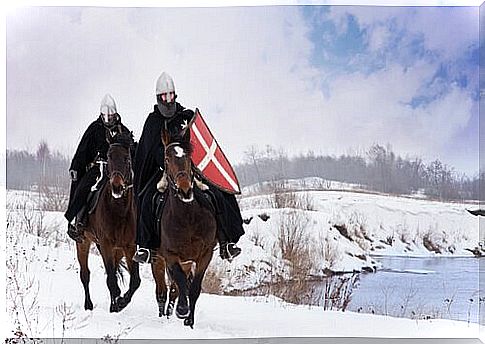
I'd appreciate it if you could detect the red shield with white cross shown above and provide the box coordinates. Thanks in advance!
[189,109,241,194]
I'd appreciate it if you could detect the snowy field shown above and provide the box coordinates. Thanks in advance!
[4,182,483,340]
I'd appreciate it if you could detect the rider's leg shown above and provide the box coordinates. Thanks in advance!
[133,179,160,264]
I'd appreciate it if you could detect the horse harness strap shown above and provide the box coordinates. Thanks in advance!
[164,141,195,194]
[152,186,217,226]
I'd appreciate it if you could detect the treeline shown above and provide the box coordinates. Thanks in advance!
[7,141,70,191]
[7,141,482,202]
[235,144,482,201]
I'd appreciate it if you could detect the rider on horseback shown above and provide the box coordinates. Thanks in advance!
[64,94,134,243]
[132,72,245,263]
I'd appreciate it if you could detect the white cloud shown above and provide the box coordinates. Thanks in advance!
[6,5,478,174]
[284,62,474,161]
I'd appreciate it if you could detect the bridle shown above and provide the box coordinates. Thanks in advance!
[164,141,194,199]
[107,143,134,197]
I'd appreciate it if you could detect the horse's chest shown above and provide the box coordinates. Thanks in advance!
[161,212,211,252]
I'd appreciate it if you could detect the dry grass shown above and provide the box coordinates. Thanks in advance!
[322,273,360,311]
[201,267,224,295]
[277,209,315,279]
[317,232,341,270]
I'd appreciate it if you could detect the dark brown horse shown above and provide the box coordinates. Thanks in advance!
[151,129,217,328]
[76,132,140,313]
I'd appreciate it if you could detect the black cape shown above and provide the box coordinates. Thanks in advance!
[70,116,131,181]
[133,103,194,204]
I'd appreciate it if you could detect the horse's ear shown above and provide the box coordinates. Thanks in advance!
[161,128,170,146]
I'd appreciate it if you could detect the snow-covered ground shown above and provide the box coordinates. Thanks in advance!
[5,232,480,339]
[4,184,483,340]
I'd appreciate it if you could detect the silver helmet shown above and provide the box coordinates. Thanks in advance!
[156,72,177,118]
[100,94,119,126]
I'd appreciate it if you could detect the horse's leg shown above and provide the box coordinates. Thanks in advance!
[116,246,141,310]
[167,280,178,317]
[184,251,213,328]
[168,262,190,319]
[98,243,122,312]
[150,256,168,317]
[76,239,93,310]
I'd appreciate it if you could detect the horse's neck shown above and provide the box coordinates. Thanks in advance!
[166,189,199,214]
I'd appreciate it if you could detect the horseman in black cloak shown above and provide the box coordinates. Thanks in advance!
[64,94,133,242]
[132,72,244,263]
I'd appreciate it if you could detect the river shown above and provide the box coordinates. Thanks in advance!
[346,256,482,323]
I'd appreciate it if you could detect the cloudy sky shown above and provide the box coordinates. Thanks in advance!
[6,4,480,175]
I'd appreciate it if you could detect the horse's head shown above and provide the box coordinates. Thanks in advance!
[162,129,194,202]
[107,132,134,199]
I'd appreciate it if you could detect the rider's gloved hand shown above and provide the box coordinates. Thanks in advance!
[69,169,78,181]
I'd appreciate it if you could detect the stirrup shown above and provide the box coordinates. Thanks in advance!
[133,248,151,264]
[219,242,241,262]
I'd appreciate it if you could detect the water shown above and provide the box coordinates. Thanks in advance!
[346,256,483,323]
[239,256,484,323]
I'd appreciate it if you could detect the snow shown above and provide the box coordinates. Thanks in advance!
[4,184,483,340]
[4,232,480,339]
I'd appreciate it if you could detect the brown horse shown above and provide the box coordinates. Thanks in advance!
[76,131,140,313]
[151,129,217,328]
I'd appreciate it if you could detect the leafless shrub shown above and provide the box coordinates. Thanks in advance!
[270,180,299,209]
[396,222,412,244]
[299,191,315,211]
[422,226,448,254]
[249,226,265,249]
[332,211,370,251]
[380,284,396,316]
[314,178,332,190]
[277,210,314,279]
[273,279,320,305]
[101,321,137,343]
[56,302,75,341]
[6,232,41,338]
[202,267,223,295]
[384,235,394,246]
[17,201,49,239]
[443,291,457,320]
[268,179,315,211]
[398,283,419,317]
[38,181,69,212]
[322,273,359,311]
[317,232,341,270]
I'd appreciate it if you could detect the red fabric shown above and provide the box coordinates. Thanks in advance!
[190,109,241,194]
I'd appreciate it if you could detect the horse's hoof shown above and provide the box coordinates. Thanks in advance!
[176,306,190,319]
[116,296,129,311]
[158,307,166,317]
[184,318,194,328]
[110,301,120,313]
[84,300,93,311]
[167,304,174,317]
